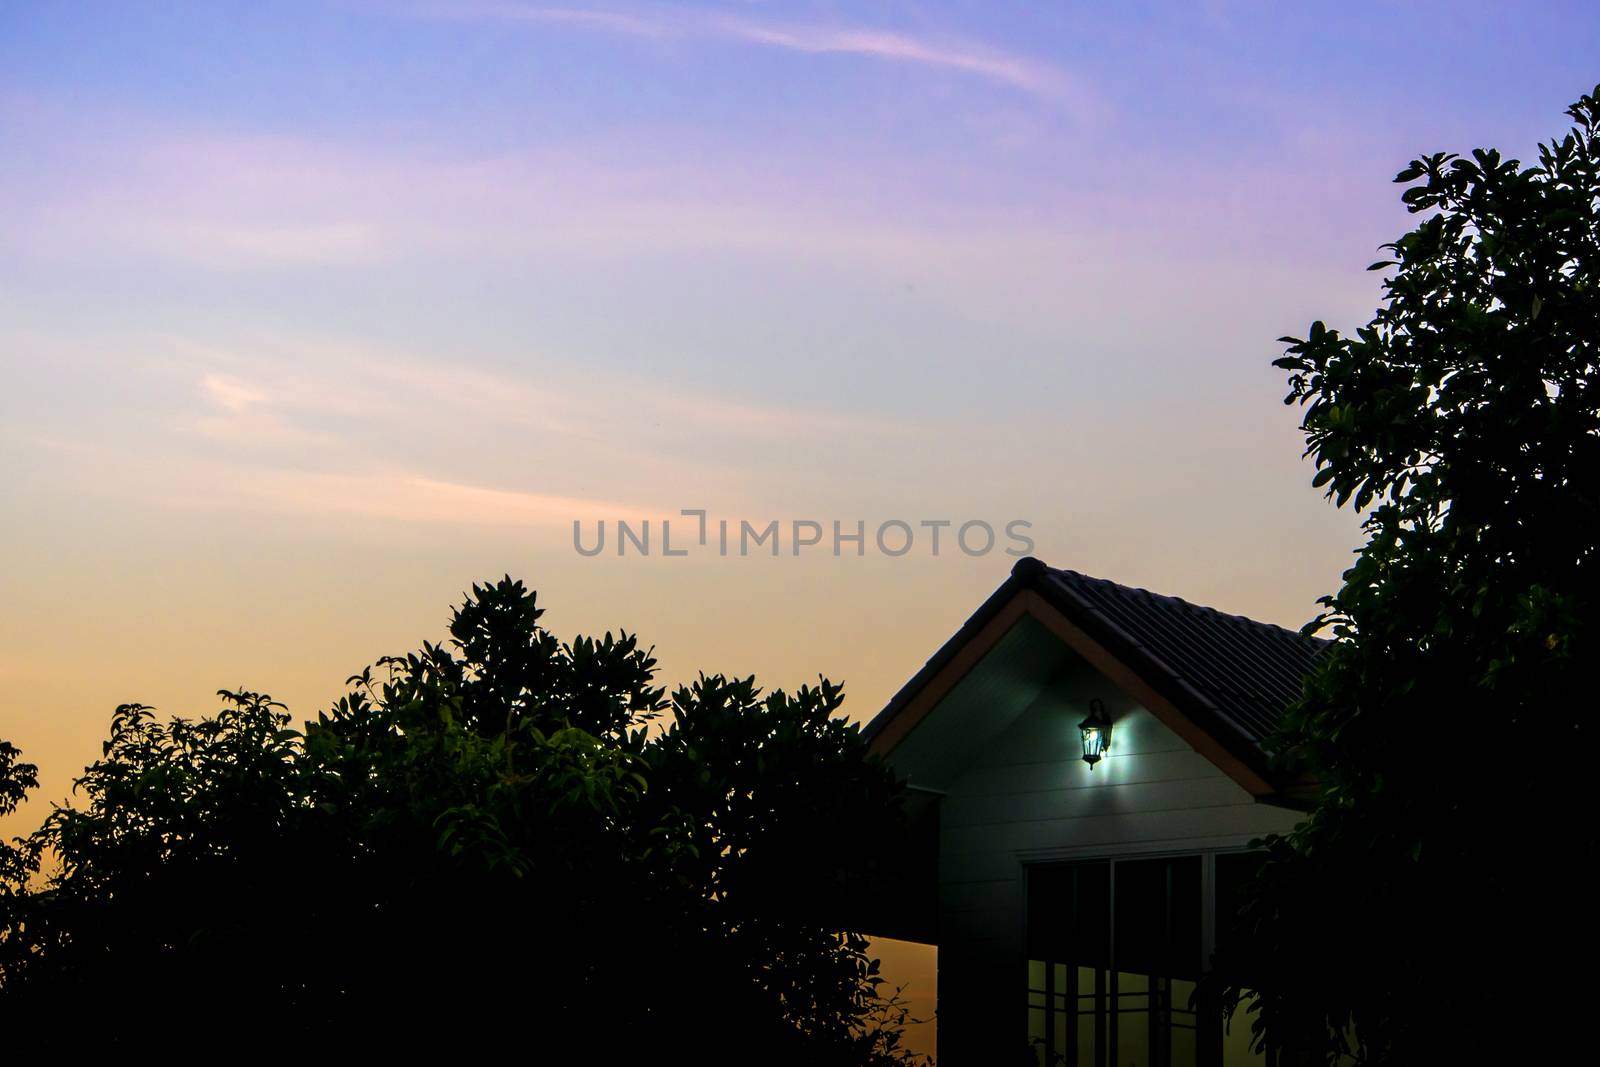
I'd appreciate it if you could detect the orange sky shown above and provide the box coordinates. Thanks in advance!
[9,3,1596,1057]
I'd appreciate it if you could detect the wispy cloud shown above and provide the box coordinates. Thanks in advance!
[1,331,937,531]
[173,464,656,528]
[6,118,1021,269]
[27,430,655,528]
[170,222,383,266]
[405,3,1095,115]
[705,16,1085,108]
[419,2,673,38]
[201,373,268,415]
[172,336,926,451]
[186,370,341,447]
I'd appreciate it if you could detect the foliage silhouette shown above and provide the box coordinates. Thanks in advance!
[1213,86,1600,1064]
[0,577,927,1063]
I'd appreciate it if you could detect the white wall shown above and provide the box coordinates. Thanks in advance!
[933,659,1302,1064]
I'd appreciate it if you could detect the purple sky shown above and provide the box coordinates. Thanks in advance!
[3,3,1596,1052]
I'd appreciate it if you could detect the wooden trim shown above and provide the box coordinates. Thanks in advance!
[867,592,1037,759]
[1013,589,1276,796]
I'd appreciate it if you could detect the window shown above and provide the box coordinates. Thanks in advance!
[1026,852,1266,1067]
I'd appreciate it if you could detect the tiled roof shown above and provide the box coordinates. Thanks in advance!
[1034,563,1327,746]
[866,557,1330,787]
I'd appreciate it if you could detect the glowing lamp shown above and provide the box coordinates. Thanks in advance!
[1078,699,1112,769]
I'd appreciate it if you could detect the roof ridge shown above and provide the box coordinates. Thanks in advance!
[1030,560,1327,646]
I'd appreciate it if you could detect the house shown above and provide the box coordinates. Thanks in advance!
[862,557,1325,1067]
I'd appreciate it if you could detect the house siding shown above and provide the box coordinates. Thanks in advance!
[933,663,1301,1066]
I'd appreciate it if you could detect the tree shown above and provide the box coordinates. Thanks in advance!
[0,578,924,1062]
[1216,86,1600,1063]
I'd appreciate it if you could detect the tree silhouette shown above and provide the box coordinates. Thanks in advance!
[0,577,925,1063]
[1216,86,1600,1064]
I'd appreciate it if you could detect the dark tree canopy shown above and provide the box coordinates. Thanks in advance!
[1216,87,1600,1063]
[0,578,923,1062]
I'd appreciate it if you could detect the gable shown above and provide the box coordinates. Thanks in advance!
[883,613,1069,793]
[866,558,1327,801]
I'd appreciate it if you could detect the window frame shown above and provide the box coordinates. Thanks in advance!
[1024,846,1263,1067]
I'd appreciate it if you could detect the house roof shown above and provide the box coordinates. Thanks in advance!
[864,557,1329,794]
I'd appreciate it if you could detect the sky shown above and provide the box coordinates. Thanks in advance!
[3,1,1598,1053]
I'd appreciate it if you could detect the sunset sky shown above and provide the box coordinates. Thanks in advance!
[3,2,1597,1052]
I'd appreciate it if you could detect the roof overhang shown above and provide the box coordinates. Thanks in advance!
[865,558,1303,800]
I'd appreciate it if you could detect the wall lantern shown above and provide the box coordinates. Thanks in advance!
[1078,699,1112,769]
